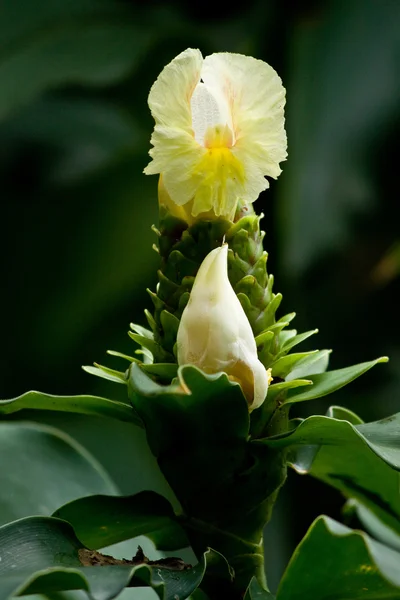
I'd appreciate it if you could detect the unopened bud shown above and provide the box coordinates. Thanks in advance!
[177,245,270,410]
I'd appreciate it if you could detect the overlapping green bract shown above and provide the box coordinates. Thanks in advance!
[89,211,333,411]
[144,211,322,374]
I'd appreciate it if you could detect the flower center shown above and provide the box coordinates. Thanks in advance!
[193,146,245,218]
[190,82,234,147]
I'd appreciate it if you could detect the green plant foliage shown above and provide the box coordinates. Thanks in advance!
[259,406,400,537]
[0,516,208,600]
[0,390,140,425]
[128,363,282,526]
[276,516,400,599]
[344,500,400,552]
[0,1,398,598]
[53,492,188,551]
[245,577,275,599]
[0,422,116,525]
[128,363,287,596]
[284,357,388,404]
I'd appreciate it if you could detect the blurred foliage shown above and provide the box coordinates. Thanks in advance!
[1,0,399,593]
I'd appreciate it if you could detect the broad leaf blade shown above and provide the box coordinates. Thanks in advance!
[53,492,188,551]
[277,516,400,599]
[0,390,140,425]
[0,516,207,600]
[344,499,400,552]
[0,422,116,525]
[259,409,400,536]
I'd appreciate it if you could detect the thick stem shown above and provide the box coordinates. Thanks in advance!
[181,516,268,599]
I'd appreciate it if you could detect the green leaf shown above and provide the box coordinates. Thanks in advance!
[259,407,400,537]
[141,363,179,381]
[285,356,388,403]
[0,516,207,600]
[0,389,139,424]
[267,379,312,400]
[285,349,331,381]
[255,330,275,348]
[106,350,140,363]
[245,577,275,599]
[0,422,116,526]
[53,492,188,551]
[270,350,321,378]
[83,364,127,385]
[0,0,153,121]
[130,323,154,339]
[277,516,400,599]
[128,332,171,362]
[344,499,400,552]
[278,329,319,353]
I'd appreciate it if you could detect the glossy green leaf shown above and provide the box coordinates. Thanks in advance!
[267,380,312,400]
[0,516,207,600]
[259,407,400,536]
[278,329,318,354]
[344,499,400,552]
[285,349,331,381]
[277,516,400,599]
[285,356,388,403]
[270,350,321,378]
[0,422,116,526]
[106,350,140,363]
[141,363,179,380]
[0,390,140,424]
[53,492,188,551]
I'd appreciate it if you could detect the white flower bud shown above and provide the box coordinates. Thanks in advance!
[177,245,270,411]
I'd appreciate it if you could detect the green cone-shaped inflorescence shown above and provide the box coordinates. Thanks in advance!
[89,206,326,415]
[151,208,279,359]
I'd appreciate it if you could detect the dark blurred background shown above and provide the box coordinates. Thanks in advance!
[1,0,399,591]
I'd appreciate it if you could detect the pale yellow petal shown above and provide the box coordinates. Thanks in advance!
[147,48,202,131]
[144,124,204,206]
[202,52,287,191]
[144,49,207,206]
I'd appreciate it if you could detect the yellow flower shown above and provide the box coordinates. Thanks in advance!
[176,245,271,411]
[144,48,287,222]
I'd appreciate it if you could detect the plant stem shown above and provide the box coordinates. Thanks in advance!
[181,516,268,598]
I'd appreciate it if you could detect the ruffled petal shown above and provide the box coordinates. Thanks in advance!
[144,124,204,206]
[147,48,202,131]
[202,53,287,192]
